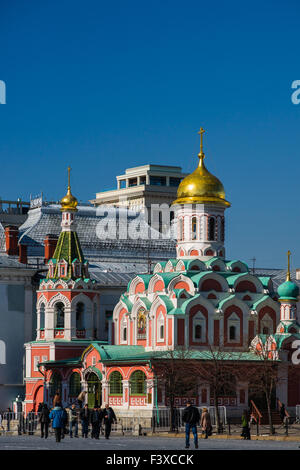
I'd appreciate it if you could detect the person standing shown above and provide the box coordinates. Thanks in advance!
[200,408,212,439]
[91,406,101,439]
[80,404,90,438]
[39,404,50,439]
[49,405,65,443]
[182,400,200,449]
[53,391,62,408]
[68,404,79,438]
[102,403,117,440]
[27,409,35,435]
[280,403,286,424]
[241,409,251,440]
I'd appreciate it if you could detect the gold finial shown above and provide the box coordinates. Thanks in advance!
[286,250,291,282]
[197,127,205,165]
[60,166,78,212]
[68,166,71,189]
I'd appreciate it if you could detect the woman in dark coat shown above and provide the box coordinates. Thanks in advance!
[39,404,50,439]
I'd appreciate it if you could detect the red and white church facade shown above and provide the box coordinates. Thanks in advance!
[24,135,300,417]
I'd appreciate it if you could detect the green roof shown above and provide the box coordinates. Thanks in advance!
[49,230,85,280]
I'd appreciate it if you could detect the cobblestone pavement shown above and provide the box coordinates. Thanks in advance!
[0,434,299,450]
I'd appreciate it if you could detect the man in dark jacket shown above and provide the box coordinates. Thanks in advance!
[182,400,200,449]
[102,403,116,439]
[39,404,50,439]
[80,404,90,438]
[91,406,101,439]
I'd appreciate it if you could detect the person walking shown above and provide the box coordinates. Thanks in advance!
[80,404,90,438]
[27,409,35,435]
[68,404,79,438]
[200,408,212,439]
[280,403,286,424]
[102,403,116,440]
[241,409,251,440]
[49,404,65,443]
[182,400,200,449]
[77,391,86,409]
[91,405,101,439]
[6,407,12,432]
[39,404,50,439]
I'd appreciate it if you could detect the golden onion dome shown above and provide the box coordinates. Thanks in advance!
[60,166,78,212]
[173,128,231,207]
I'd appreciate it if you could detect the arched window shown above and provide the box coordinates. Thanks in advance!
[195,324,202,339]
[229,325,236,340]
[193,313,205,342]
[50,372,62,397]
[227,312,240,342]
[69,372,81,397]
[157,313,165,342]
[121,316,127,343]
[55,302,65,329]
[208,218,215,241]
[192,217,197,240]
[76,302,85,330]
[260,313,274,335]
[40,303,45,330]
[130,370,146,395]
[109,371,123,396]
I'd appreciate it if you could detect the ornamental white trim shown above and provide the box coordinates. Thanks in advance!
[48,292,71,308]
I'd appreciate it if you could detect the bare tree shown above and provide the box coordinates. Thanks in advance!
[151,347,195,432]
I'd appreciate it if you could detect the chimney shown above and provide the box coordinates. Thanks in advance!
[4,225,19,256]
[19,244,27,265]
[44,234,59,263]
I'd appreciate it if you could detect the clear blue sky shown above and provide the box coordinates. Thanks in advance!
[0,0,300,269]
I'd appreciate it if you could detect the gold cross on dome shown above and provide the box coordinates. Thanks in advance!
[67,166,71,189]
[197,127,205,156]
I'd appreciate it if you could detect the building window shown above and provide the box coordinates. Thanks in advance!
[149,176,166,186]
[109,371,123,396]
[40,303,45,330]
[54,302,65,329]
[221,218,225,242]
[169,177,181,187]
[195,324,202,339]
[33,356,40,372]
[76,302,85,330]
[192,217,197,240]
[193,313,205,342]
[208,217,215,241]
[69,372,81,397]
[121,317,127,343]
[229,325,236,340]
[227,313,240,342]
[157,313,165,342]
[129,370,146,396]
[260,313,274,335]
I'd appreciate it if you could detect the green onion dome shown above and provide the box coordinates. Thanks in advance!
[278,280,299,300]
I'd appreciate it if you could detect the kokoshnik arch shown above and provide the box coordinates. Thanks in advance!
[24,131,300,418]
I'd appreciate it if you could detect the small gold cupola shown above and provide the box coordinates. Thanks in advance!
[60,166,78,212]
[173,128,231,207]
